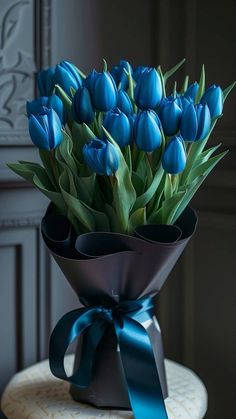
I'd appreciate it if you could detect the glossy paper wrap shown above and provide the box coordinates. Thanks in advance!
[41,205,197,409]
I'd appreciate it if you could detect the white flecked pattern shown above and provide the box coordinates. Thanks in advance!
[1,355,207,419]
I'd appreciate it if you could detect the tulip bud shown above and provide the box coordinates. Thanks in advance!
[159,97,182,136]
[175,95,192,112]
[26,95,64,123]
[28,108,63,150]
[184,82,199,101]
[103,108,131,148]
[83,139,120,176]
[134,68,163,110]
[72,86,95,124]
[180,103,198,141]
[162,135,186,174]
[85,69,98,93]
[134,110,162,152]
[200,84,223,118]
[180,103,211,142]
[37,67,56,96]
[54,60,82,96]
[195,104,211,141]
[92,71,118,112]
[133,65,148,82]
[117,90,133,115]
[111,60,132,90]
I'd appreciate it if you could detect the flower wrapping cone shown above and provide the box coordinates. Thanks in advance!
[42,204,197,409]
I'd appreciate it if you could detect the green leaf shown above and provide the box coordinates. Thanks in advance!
[128,208,146,233]
[72,121,96,162]
[56,130,78,175]
[223,81,236,101]
[157,66,166,97]
[55,84,73,123]
[149,191,185,224]
[195,64,205,103]
[164,173,172,200]
[105,204,120,232]
[102,126,136,232]
[32,173,66,213]
[186,150,228,185]
[133,166,164,212]
[163,58,186,83]
[124,66,135,101]
[39,149,59,190]
[123,145,132,173]
[103,58,108,72]
[132,171,145,196]
[76,173,96,206]
[180,75,189,94]
[192,143,222,168]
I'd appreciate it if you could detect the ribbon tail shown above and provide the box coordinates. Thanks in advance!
[115,316,168,419]
[49,307,105,387]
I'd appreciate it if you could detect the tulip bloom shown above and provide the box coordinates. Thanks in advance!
[92,71,118,112]
[111,60,132,90]
[103,108,131,148]
[180,103,211,142]
[133,65,148,82]
[83,139,120,176]
[85,69,98,93]
[28,108,63,150]
[200,84,223,118]
[159,97,182,136]
[117,90,133,115]
[134,68,162,110]
[134,110,162,152]
[54,60,82,96]
[26,95,64,123]
[162,135,186,174]
[37,67,56,96]
[72,86,95,124]
[184,82,199,101]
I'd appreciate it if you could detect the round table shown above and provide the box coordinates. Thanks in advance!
[1,355,207,419]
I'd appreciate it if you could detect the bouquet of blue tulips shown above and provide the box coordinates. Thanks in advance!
[8,58,235,418]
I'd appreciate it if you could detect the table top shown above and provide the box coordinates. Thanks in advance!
[1,355,207,419]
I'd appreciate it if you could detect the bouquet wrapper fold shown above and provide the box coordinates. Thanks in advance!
[42,205,197,410]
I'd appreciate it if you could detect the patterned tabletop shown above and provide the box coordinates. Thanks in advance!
[1,355,207,419]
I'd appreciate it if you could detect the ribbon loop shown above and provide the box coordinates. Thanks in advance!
[49,295,168,419]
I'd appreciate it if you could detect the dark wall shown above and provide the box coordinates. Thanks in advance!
[0,1,235,418]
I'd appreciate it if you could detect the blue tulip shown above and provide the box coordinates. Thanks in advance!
[180,103,198,141]
[200,84,223,118]
[162,135,186,174]
[92,71,118,112]
[72,86,95,124]
[128,113,137,139]
[159,97,182,136]
[134,110,162,152]
[26,95,64,123]
[134,68,163,110]
[28,108,63,150]
[175,95,192,112]
[184,82,199,101]
[54,60,82,96]
[111,60,132,90]
[85,69,98,93]
[103,108,131,148]
[117,90,133,115]
[133,66,148,82]
[37,67,56,96]
[83,139,120,175]
[195,104,211,140]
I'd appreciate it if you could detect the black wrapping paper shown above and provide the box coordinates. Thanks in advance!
[42,204,197,409]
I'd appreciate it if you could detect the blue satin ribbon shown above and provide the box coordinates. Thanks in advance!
[49,295,168,419]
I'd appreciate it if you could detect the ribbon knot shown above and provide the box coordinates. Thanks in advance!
[99,307,113,323]
[49,295,168,419]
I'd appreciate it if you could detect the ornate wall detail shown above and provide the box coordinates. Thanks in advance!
[0,0,35,142]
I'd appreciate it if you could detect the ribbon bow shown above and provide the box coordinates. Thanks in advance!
[49,295,168,419]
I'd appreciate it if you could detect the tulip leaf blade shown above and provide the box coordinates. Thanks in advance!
[148,191,185,224]
[102,126,136,233]
[180,75,189,94]
[223,81,236,101]
[195,64,205,103]
[164,173,172,200]
[163,58,186,84]
[128,207,146,234]
[55,84,73,123]
[132,165,164,212]
[186,149,228,185]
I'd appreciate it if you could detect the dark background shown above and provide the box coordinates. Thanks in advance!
[0,1,236,418]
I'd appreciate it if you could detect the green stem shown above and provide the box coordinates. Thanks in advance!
[49,150,59,190]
